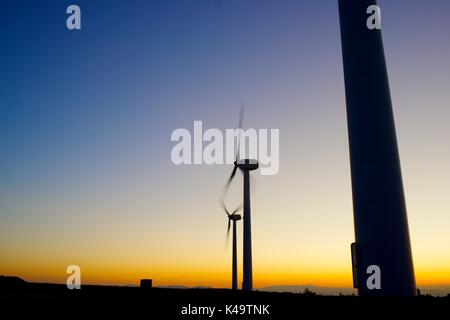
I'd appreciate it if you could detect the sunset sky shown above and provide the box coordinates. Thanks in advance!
[1,0,449,288]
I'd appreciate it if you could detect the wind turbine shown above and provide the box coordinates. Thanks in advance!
[222,106,259,292]
[221,201,242,290]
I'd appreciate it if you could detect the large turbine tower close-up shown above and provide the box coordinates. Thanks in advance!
[338,0,416,296]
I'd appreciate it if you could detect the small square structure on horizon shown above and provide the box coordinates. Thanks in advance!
[140,279,152,288]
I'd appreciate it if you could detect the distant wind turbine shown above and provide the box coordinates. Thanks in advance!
[221,201,242,290]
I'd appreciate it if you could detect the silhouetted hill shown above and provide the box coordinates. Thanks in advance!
[260,284,450,297]
[0,276,28,289]
[260,285,356,296]
[156,285,211,289]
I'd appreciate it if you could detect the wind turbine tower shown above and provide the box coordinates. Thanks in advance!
[238,159,258,292]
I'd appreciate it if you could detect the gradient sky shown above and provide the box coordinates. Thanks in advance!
[1,0,449,288]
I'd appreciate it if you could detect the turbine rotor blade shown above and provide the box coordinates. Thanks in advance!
[220,198,231,216]
[232,203,243,215]
[226,218,231,244]
[224,165,238,193]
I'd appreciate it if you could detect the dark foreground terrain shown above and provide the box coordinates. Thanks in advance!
[1,277,449,318]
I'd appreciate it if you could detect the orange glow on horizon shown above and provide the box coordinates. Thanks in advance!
[2,261,449,289]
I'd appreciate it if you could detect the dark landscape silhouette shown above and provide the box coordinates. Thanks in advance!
[1,276,449,317]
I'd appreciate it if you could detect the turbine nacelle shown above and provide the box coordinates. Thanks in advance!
[229,214,242,221]
[235,159,259,171]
